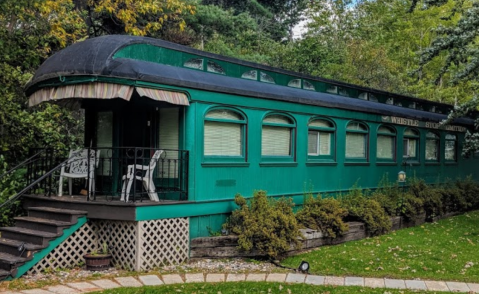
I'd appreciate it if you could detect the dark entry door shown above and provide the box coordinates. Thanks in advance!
[122,108,153,148]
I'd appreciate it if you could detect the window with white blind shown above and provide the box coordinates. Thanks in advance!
[445,134,457,161]
[426,131,439,161]
[377,126,396,161]
[403,128,419,161]
[262,114,295,158]
[308,119,335,161]
[204,109,245,159]
[346,122,368,160]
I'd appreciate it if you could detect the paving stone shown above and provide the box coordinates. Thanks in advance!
[2,291,23,294]
[286,273,306,283]
[425,280,449,291]
[114,277,142,288]
[206,274,225,283]
[20,290,54,294]
[266,273,287,282]
[226,273,246,282]
[324,276,344,286]
[162,274,184,284]
[46,285,80,294]
[365,278,385,288]
[345,277,364,286]
[447,281,470,292]
[66,282,102,293]
[384,278,406,289]
[246,273,266,282]
[467,283,479,293]
[89,279,121,289]
[185,273,205,283]
[405,280,427,290]
[138,275,163,286]
[305,275,325,285]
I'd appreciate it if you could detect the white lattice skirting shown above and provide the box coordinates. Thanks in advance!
[27,218,189,274]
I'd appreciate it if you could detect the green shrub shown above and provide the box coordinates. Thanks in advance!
[372,174,402,216]
[226,191,302,259]
[409,178,443,221]
[296,195,349,238]
[437,182,468,213]
[340,188,391,236]
[0,155,26,227]
[397,193,424,220]
[455,176,479,210]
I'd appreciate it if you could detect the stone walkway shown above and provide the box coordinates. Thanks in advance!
[2,273,479,293]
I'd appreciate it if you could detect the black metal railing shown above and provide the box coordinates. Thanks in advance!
[26,147,189,202]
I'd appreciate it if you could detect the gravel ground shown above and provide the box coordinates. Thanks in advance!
[2,258,284,290]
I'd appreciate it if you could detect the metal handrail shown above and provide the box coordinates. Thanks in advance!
[0,150,46,180]
[0,157,70,210]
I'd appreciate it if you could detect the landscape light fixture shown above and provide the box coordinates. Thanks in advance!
[398,171,406,183]
[298,261,310,273]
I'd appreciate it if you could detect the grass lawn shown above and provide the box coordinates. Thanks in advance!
[282,211,479,283]
[90,282,459,294]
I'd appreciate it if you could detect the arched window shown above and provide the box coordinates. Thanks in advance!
[288,79,301,88]
[204,109,246,157]
[326,85,338,94]
[303,80,315,91]
[308,119,335,160]
[377,126,396,161]
[262,114,295,157]
[184,58,203,70]
[260,72,275,83]
[346,122,368,160]
[426,131,440,161]
[403,128,419,160]
[445,134,457,161]
[241,70,257,80]
[207,60,225,74]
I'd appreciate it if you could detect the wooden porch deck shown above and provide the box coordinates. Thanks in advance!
[22,194,191,221]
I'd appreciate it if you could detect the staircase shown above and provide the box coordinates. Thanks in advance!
[0,206,87,280]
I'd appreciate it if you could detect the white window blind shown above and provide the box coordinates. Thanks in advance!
[206,109,242,120]
[346,133,366,158]
[159,108,179,178]
[96,112,113,176]
[377,135,394,159]
[264,115,292,124]
[404,128,418,136]
[262,126,291,156]
[319,132,331,155]
[445,134,456,160]
[204,121,242,156]
[403,138,417,157]
[308,131,331,156]
[310,120,333,128]
[308,131,319,155]
[426,139,438,160]
[445,141,456,160]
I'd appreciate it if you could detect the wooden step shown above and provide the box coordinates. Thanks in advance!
[0,238,44,258]
[14,216,72,234]
[0,252,27,271]
[0,269,10,280]
[0,227,58,246]
[27,207,87,223]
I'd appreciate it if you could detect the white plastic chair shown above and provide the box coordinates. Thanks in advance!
[58,149,100,197]
[120,150,163,202]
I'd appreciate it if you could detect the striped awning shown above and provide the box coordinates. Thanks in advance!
[28,82,189,107]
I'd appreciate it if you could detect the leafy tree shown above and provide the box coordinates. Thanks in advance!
[0,0,86,162]
[77,0,196,37]
[408,0,479,155]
